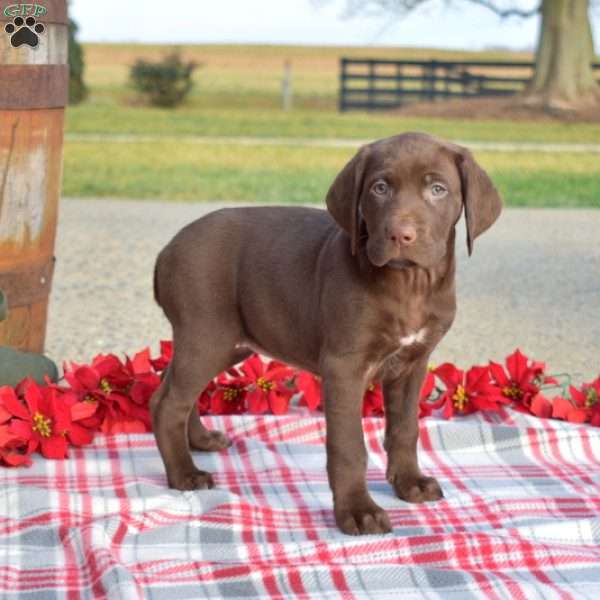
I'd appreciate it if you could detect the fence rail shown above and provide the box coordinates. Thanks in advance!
[339,58,600,111]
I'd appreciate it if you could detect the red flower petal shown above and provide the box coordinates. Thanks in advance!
[569,385,587,408]
[0,424,19,447]
[67,423,95,446]
[465,365,492,393]
[442,395,455,419]
[567,408,588,424]
[9,419,32,441]
[488,362,509,387]
[130,348,153,375]
[298,372,321,411]
[93,354,125,377]
[434,363,463,389]
[103,418,147,434]
[71,400,98,422]
[73,366,100,392]
[506,349,528,384]
[472,396,502,411]
[551,397,574,420]
[246,388,268,414]
[40,435,68,459]
[530,393,552,419]
[0,386,29,420]
[0,448,32,467]
[363,385,384,417]
[269,392,290,415]
[418,401,434,418]
[420,372,435,401]
[241,354,264,379]
[264,365,295,383]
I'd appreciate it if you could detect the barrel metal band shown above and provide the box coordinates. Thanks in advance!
[0,1,68,25]
[0,64,69,109]
[0,257,55,309]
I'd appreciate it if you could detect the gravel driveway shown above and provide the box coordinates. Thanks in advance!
[47,199,600,382]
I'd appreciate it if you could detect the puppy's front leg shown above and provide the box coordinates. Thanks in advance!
[322,363,391,535]
[383,359,443,503]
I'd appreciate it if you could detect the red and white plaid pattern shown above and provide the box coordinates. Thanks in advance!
[2,407,600,599]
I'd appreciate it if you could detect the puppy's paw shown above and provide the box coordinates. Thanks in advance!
[189,430,232,452]
[392,474,443,503]
[335,500,392,535]
[169,469,215,491]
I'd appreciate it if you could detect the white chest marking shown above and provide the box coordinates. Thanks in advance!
[400,328,427,347]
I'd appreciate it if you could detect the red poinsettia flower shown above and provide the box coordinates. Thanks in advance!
[489,349,554,410]
[297,371,322,411]
[0,387,32,466]
[64,354,130,402]
[418,369,439,417]
[150,340,173,373]
[429,363,508,419]
[127,348,153,375]
[89,354,133,391]
[363,383,384,417]
[0,424,31,467]
[210,381,247,415]
[241,354,296,414]
[0,387,13,425]
[197,379,217,414]
[420,369,436,401]
[567,379,600,426]
[125,349,162,410]
[549,394,588,424]
[64,354,149,434]
[529,392,555,419]
[5,381,97,459]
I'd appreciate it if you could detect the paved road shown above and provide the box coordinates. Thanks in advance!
[46,199,600,382]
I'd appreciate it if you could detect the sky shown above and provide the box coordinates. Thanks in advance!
[69,0,599,51]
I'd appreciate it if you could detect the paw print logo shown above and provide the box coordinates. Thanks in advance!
[4,16,45,48]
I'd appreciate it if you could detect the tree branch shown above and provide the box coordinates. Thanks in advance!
[463,0,541,18]
[327,0,543,20]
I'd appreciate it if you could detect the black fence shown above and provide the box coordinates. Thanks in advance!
[339,58,600,111]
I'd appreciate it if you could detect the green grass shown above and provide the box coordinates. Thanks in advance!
[68,42,600,144]
[62,43,600,205]
[63,141,600,207]
[66,103,600,144]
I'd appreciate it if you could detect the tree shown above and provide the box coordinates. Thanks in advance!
[68,2,87,104]
[339,0,599,112]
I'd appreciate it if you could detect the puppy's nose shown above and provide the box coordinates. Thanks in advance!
[390,225,417,246]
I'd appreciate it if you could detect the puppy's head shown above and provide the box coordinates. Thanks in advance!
[326,132,502,268]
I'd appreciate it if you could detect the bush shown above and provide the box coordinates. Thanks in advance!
[68,17,87,104]
[130,52,197,108]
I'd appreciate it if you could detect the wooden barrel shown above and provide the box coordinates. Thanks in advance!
[0,0,68,352]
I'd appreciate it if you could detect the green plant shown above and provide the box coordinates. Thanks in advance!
[68,17,87,104]
[130,52,197,108]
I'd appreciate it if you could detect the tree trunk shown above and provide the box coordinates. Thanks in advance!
[523,0,599,111]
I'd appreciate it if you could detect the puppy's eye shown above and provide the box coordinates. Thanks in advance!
[371,181,389,196]
[431,183,447,197]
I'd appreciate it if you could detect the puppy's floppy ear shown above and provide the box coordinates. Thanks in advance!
[456,149,503,256]
[326,144,371,256]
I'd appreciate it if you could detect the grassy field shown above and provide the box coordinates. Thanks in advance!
[63,43,600,207]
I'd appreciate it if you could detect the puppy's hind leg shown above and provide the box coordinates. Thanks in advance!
[188,347,252,452]
[150,330,240,491]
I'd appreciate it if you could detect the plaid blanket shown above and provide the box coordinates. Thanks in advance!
[1,408,600,599]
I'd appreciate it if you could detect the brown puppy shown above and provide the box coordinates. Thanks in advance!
[151,132,502,536]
